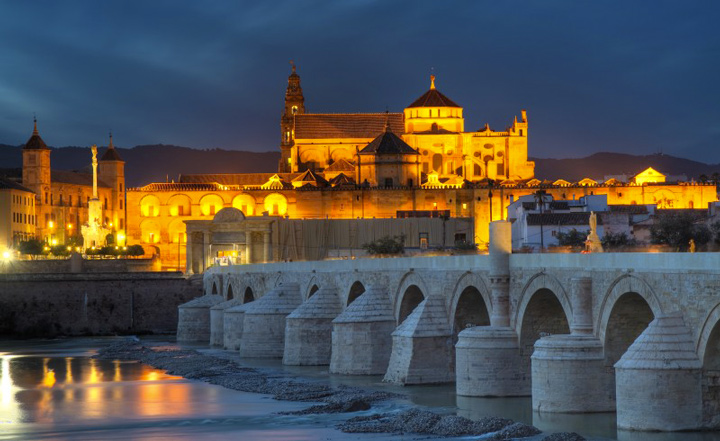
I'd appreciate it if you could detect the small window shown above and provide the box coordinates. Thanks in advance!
[419,232,429,249]
[210,205,216,215]
[178,205,184,216]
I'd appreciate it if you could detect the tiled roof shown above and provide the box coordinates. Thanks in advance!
[100,146,123,162]
[407,88,461,108]
[179,173,300,186]
[329,173,356,187]
[24,130,48,150]
[358,130,419,155]
[292,169,328,185]
[130,182,222,192]
[294,113,404,139]
[0,177,34,193]
[324,158,355,172]
[608,204,650,214]
[526,212,600,226]
[51,170,111,188]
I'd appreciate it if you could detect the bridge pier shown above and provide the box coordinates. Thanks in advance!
[456,221,528,396]
[223,301,255,350]
[531,277,614,412]
[176,294,224,342]
[240,283,302,358]
[283,287,342,365]
[330,284,395,375]
[615,313,703,431]
[384,295,454,384]
[210,298,244,346]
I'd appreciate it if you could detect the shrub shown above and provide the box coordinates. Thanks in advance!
[363,235,405,255]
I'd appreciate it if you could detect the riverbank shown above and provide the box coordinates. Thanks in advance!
[96,338,586,440]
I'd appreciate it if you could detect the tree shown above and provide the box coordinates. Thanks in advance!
[555,229,588,248]
[699,174,709,184]
[601,232,637,249]
[127,244,145,257]
[18,239,44,256]
[650,212,710,250]
[363,235,405,255]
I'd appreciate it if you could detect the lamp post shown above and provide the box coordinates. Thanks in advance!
[534,190,548,252]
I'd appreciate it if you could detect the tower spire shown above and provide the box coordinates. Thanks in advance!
[384,109,391,132]
[33,113,38,135]
[108,131,114,149]
[430,74,436,90]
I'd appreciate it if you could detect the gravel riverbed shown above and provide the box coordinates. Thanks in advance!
[95,338,585,440]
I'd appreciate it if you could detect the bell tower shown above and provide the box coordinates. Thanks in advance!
[280,61,305,172]
[22,117,51,202]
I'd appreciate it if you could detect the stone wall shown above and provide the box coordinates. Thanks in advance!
[0,272,202,337]
[0,257,159,274]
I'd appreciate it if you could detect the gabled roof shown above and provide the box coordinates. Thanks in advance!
[324,158,355,172]
[294,113,404,139]
[407,76,461,108]
[358,129,419,155]
[291,169,328,186]
[329,173,356,187]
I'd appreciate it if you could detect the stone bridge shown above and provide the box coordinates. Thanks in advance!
[178,221,720,432]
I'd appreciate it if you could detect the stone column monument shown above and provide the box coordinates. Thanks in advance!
[81,145,110,249]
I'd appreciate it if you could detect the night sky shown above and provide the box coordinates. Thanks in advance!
[1,1,718,161]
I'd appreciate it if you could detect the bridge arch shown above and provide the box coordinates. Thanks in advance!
[225,278,236,300]
[515,272,572,332]
[448,272,492,338]
[516,272,572,381]
[304,276,320,300]
[697,302,720,427]
[393,272,431,325]
[242,286,255,304]
[697,302,720,364]
[345,280,367,306]
[598,274,662,346]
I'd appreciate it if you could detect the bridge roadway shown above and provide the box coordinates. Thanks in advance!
[178,221,720,432]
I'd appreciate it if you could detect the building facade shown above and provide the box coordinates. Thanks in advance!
[0,178,36,252]
[120,67,718,270]
[19,120,126,246]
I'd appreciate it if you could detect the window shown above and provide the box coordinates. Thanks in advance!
[69,195,72,206]
[119,183,124,192]
[419,232,429,249]
[120,219,124,229]
[454,233,466,244]
[407,179,413,187]
[384,178,393,187]
[178,205,184,216]
[209,205,216,215]
[45,192,48,204]
[50,194,53,205]
[120,200,123,210]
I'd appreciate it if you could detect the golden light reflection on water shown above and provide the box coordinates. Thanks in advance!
[0,354,189,425]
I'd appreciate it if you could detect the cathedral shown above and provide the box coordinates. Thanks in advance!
[122,66,717,271]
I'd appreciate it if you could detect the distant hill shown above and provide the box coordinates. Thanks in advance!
[2,143,719,187]
[0,144,281,187]
[531,152,720,182]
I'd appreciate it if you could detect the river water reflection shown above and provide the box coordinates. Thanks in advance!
[1,338,719,441]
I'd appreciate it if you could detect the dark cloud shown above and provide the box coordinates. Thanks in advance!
[1,0,718,161]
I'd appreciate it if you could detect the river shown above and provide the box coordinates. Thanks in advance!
[0,337,718,441]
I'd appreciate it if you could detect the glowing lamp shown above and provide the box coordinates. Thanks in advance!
[51,239,58,245]
[48,221,54,228]
[109,223,113,227]
[67,223,73,229]
[2,251,10,260]
[66,246,71,251]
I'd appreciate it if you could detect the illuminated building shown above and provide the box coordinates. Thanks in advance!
[0,178,36,251]
[125,66,718,270]
[20,119,126,246]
